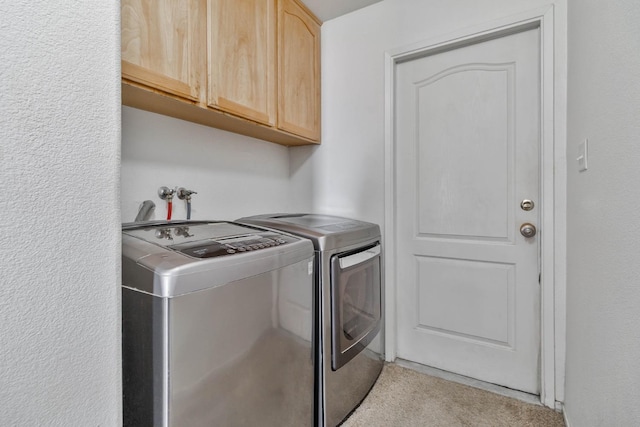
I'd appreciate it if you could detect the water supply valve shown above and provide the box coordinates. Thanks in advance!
[177,188,197,202]
[158,186,176,200]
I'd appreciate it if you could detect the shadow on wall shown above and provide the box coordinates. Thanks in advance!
[121,107,318,221]
[290,144,318,176]
[122,106,289,178]
[288,144,319,215]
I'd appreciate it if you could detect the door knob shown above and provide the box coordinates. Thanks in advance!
[520,223,537,238]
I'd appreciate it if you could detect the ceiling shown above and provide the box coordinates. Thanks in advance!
[302,0,383,22]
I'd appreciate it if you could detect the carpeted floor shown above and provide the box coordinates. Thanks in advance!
[342,364,565,427]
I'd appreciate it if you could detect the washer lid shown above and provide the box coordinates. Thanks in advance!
[122,221,314,297]
[238,214,380,251]
[270,214,360,230]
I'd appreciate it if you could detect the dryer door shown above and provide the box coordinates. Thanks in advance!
[330,243,382,370]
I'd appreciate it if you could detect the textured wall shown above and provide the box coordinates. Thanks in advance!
[121,107,314,222]
[565,1,640,425]
[0,1,121,425]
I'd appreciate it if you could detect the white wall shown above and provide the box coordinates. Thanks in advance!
[0,1,121,425]
[564,1,640,425]
[122,107,314,221]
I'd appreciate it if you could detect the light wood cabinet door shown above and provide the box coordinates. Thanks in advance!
[208,0,276,126]
[278,0,321,141]
[121,0,204,101]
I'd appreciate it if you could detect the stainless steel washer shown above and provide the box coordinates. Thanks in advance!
[122,221,315,427]
[238,214,384,427]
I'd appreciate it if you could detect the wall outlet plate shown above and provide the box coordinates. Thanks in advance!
[577,139,588,172]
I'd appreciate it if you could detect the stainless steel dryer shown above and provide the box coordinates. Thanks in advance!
[238,214,384,427]
[122,221,315,427]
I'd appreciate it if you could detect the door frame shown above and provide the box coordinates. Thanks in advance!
[383,4,567,408]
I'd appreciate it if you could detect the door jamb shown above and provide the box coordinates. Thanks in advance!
[383,4,567,408]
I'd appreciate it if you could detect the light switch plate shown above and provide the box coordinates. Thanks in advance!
[577,139,588,172]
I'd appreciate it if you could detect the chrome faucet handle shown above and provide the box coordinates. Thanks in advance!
[158,186,176,200]
[177,187,197,201]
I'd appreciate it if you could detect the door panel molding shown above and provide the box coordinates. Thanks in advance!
[384,4,567,408]
[415,256,516,348]
[414,62,515,241]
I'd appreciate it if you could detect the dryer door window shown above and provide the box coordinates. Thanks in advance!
[330,243,382,370]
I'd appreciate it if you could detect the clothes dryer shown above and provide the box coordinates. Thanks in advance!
[238,214,384,427]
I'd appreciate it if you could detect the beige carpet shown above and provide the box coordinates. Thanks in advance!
[342,364,564,427]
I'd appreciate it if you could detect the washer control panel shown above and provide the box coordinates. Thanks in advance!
[123,221,299,259]
[176,233,296,259]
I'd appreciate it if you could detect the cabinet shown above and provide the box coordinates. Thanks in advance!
[121,0,205,102]
[208,0,276,126]
[121,0,321,146]
[278,0,321,141]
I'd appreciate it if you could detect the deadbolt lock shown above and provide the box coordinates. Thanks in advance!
[520,199,535,211]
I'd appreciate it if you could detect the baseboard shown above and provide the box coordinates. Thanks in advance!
[395,358,542,407]
[563,404,572,427]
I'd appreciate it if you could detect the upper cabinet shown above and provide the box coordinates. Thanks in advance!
[278,0,321,141]
[208,0,277,126]
[121,0,321,146]
[121,0,205,102]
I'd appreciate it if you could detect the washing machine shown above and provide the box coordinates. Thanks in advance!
[238,214,384,427]
[122,220,315,427]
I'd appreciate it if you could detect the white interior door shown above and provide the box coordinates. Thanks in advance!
[395,28,541,394]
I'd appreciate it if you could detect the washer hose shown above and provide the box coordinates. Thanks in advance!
[177,188,197,221]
